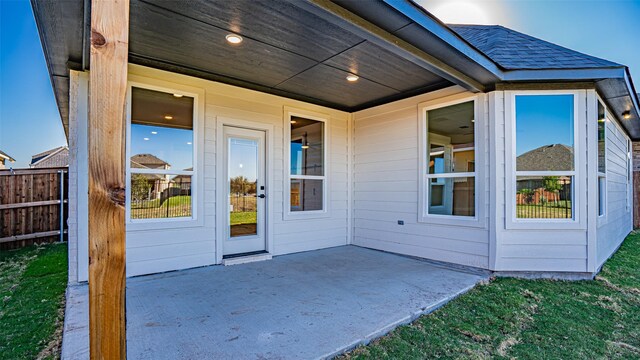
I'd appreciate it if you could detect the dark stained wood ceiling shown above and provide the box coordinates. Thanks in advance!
[127,0,453,111]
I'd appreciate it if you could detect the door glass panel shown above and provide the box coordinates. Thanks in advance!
[228,138,258,238]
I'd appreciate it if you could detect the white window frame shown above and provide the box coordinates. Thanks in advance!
[125,77,205,231]
[506,90,586,230]
[283,107,330,220]
[597,99,607,219]
[418,93,486,228]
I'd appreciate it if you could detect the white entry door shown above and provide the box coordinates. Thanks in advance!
[223,126,267,256]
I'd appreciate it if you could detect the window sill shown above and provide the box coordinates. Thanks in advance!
[127,217,203,232]
[283,210,331,221]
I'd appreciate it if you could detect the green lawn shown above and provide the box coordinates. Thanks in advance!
[131,195,192,219]
[2,234,639,359]
[343,232,640,359]
[230,211,257,225]
[0,243,68,360]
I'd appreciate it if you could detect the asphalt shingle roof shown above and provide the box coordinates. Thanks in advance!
[449,24,620,70]
[516,144,574,172]
[131,154,170,167]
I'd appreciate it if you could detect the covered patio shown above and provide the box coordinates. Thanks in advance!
[62,246,488,359]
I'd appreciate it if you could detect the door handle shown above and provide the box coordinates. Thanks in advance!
[258,194,266,199]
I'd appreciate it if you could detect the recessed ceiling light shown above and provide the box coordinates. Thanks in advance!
[173,94,183,98]
[226,34,243,44]
[143,137,150,141]
[290,120,297,124]
[151,131,158,135]
[471,119,475,123]
[164,115,173,120]
[346,74,359,82]
[622,111,631,120]
[187,142,192,145]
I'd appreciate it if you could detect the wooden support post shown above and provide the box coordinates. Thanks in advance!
[88,0,129,359]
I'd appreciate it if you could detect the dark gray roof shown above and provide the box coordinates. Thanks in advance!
[30,146,69,168]
[30,147,69,168]
[449,24,620,70]
[131,154,170,167]
[516,144,573,172]
[31,146,66,164]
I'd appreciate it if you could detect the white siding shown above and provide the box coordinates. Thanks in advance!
[492,90,589,273]
[352,87,490,269]
[595,114,633,267]
[74,64,349,280]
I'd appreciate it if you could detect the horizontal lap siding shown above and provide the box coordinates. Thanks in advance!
[596,119,632,267]
[75,65,349,280]
[352,87,490,269]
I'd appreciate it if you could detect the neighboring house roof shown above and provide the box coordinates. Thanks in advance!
[30,146,69,168]
[516,144,574,172]
[0,150,16,163]
[172,168,193,183]
[131,154,170,169]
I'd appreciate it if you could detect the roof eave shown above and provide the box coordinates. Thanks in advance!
[383,0,504,79]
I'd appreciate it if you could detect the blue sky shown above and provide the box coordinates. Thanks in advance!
[130,124,193,171]
[515,94,574,156]
[1,0,640,168]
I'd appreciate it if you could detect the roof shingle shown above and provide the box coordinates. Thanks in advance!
[449,24,620,70]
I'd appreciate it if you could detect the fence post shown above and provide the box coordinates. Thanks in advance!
[59,170,65,242]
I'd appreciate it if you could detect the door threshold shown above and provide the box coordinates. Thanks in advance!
[222,251,272,266]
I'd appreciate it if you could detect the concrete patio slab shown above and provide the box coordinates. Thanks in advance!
[61,245,489,360]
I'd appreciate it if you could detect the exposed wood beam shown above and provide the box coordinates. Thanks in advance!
[299,0,486,92]
[88,0,129,358]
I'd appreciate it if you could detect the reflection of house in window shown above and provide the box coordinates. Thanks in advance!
[515,144,573,218]
[131,154,171,200]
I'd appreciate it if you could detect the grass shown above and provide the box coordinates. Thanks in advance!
[230,211,257,225]
[342,232,640,359]
[131,195,192,219]
[0,243,68,360]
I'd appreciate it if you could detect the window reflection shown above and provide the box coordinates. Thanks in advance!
[290,116,325,212]
[229,138,258,237]
[514,94,575,220]
[426,100,475,217]
[515,95,574,171]
[129,87,195,220]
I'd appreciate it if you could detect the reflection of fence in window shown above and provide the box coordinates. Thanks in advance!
[131,177,192,219]
[516,177,572,219]
[229,195,257,212]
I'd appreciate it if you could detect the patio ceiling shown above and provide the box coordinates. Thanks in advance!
[31,0,640,139]
[31,0,502,137]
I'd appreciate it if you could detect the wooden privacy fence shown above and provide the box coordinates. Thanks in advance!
[0,167,68,250]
